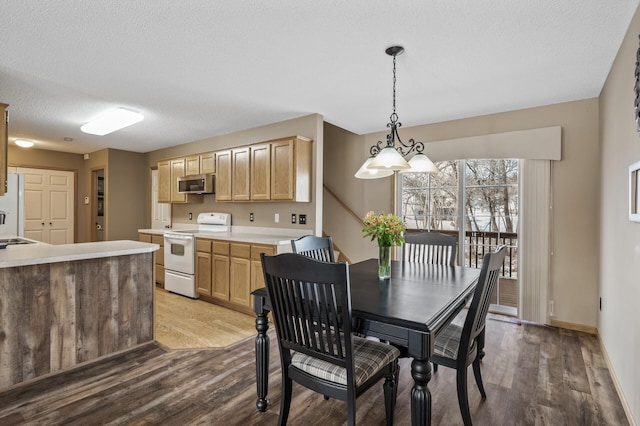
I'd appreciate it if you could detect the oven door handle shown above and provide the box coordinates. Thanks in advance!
[164,234,194,242]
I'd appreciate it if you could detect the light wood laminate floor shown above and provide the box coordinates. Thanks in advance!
[0,315,629,425]
[154,288,256,349]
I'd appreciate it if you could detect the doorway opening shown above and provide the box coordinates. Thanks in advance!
[91,168,105,242]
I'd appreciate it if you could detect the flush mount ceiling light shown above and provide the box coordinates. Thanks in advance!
[355,46,439,179]
[80,107,144,136]
[14,139,34,148]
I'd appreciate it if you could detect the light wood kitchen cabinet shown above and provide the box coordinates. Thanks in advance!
[200,152,215,174]
[250,244,276,307]
[211,241,230,301]
[158,157,203,203]
[216,136,312,203]
[194,238,276,314]
[152,234,165,286]
[196,238,212,296]
[232,147,250,201]
[250,143,271,201]
[271,136,312,201]
[215,150,232,201]
[157,160,171,203]
[170,158,186,202]
[1,103,9,196]
[185,155,201,175]
[139,233,165,287]
[229,243,251,307]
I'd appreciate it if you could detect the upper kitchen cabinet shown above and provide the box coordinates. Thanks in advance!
[200,152,215,174]
[215,150,232,201]
[157,157,203,203]
[250,143,271,201]
[232,147,250,201]
[215,136,312,203]
[271,136,312,202]
[157,160,171,202]
[0,103,8,196]
[185,155,200,175]
[170,158,186,202]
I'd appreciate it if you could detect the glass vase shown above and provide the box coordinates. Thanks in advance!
[378,245,391,279]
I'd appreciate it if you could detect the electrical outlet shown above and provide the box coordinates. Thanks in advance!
[299,214,307,225]
[549,300,555,317]
[291,213,297,224]
[274,213,279,223]
[188,212,193,220]
[250,212,254,222]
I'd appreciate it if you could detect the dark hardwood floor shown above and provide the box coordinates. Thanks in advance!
[0,316,629,425]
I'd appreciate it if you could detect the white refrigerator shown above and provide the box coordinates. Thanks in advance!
[0,173,25,237]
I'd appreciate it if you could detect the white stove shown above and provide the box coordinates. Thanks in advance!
[164,212,231,298]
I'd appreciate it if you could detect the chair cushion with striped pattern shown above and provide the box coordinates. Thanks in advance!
[434,322,462,359]
[290,336,400,386]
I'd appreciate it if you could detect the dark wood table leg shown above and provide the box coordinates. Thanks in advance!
[255,310,270,412]
[410,357,432,426]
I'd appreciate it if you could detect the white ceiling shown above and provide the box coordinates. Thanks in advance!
[0,1,638,155]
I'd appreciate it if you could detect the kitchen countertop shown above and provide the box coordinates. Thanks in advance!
[0,240,159,268]
[138,226,311,247]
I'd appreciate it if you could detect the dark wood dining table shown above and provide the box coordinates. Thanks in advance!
[251,258,481,426]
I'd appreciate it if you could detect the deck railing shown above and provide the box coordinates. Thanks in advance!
[407,230,519,278]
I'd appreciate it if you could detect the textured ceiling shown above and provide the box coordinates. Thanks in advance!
[0,1,638,154]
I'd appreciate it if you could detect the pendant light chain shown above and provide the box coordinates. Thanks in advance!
[391,53,398,124]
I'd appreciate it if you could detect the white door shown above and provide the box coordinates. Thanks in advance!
[19,167,74,244]
[151,169,171,229]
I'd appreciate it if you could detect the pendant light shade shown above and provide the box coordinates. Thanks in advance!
[367,147,410,170]
[355,45,438,179]
[354,157,395,179]
[401,153,440,173]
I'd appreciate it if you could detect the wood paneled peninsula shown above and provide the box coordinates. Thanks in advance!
[0,240,158,389]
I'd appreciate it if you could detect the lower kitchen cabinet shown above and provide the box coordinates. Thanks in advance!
[194,238,276,315]
[250,244,276,308]
[230,243,251,307]
[139,233,165,287]
[196,239,212,296]
[211,241,230,301]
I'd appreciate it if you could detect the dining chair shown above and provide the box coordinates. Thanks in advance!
[402,231,457,266]
[290,235,336,262]
[260,253,400,426]
[430,245,507,426]
[401,231,459,348]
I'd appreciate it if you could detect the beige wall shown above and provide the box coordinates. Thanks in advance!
[599,3,640,423]
[9,146,148,243]
[106,149,147,240]
[144,114,323,235]
[8,145,87,242]
[324,99,601,330]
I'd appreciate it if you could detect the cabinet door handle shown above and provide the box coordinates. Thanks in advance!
[49,222,52,226]
[41,222,45,226]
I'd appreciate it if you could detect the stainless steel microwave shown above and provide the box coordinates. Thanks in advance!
[178,174,214,194]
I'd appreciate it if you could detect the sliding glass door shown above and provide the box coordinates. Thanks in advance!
[400,159,519,315]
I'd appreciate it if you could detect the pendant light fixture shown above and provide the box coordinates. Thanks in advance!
[355,46,438,178]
